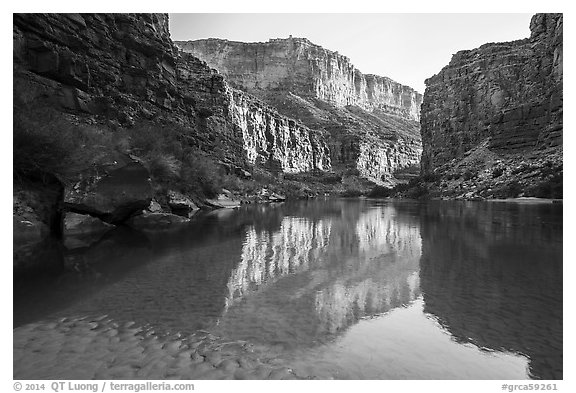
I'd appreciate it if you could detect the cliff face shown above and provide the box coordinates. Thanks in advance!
[228,89,331,173]
[176,38,422,185]
[14,14,187,125]
[419,13,562,199]
[176,38,422,121]
[174,54,331,173]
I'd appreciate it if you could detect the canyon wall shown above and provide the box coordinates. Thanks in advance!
[422,13,562,172]
[176,38,423,185]
[14,14,190,126]
[419,13,562,198]
[14,14,330,175]
[176,38,422,121]
[227,89,331,173]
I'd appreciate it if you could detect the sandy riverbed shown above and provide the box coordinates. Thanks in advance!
[13,315,305,380]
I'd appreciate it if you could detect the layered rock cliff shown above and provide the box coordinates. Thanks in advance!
[419,13,562,199]
[176,37,423,185]
[176,53,331,173]
[176,37,422,121]
[227,89,331,173]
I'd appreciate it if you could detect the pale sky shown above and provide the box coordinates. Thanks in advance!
[169,13,533,94]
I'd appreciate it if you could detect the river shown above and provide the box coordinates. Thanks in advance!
[13,199,562,379]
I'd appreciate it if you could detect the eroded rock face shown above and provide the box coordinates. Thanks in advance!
[176,37,422,121]
[420,13,562,176]
[356,139,421,185]
[13,14,186,125]
[228,89,330,173]
[176,37,422,185]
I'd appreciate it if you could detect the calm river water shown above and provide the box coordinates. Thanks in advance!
[13,199,562,379]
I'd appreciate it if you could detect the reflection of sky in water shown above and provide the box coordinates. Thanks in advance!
[286,297,529,380]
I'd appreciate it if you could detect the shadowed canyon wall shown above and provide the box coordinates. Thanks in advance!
[419,13,562,199]
[176,38,423,184]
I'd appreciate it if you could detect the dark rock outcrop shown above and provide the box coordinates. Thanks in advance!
[14,176,63,242]
[167,190,199,218]
[176,37,422,185]
[13,175,64,274]
[62,212,115,250]
[419,13,562,198]
[63,212,115,236]
[13,13,187,125]
[64,155,154,224]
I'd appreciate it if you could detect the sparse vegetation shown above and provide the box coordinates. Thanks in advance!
[463,169,478,181]
[13,107,235,199]
[500,180,522,198]
[366,185,393,198]
[339,189,364,198]
[13,108,110,183]
[525,173,563,199]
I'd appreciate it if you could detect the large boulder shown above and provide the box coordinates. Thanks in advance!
[64,154,153,224]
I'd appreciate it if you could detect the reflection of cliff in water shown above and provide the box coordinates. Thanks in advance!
[218,201,422,348]
[418,202,562,380]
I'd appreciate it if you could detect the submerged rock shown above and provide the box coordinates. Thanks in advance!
[167,190,199,218]
[126,212,190,231]
[205,194,242,209]
[64,212,115,236]
[63,212,115,249]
